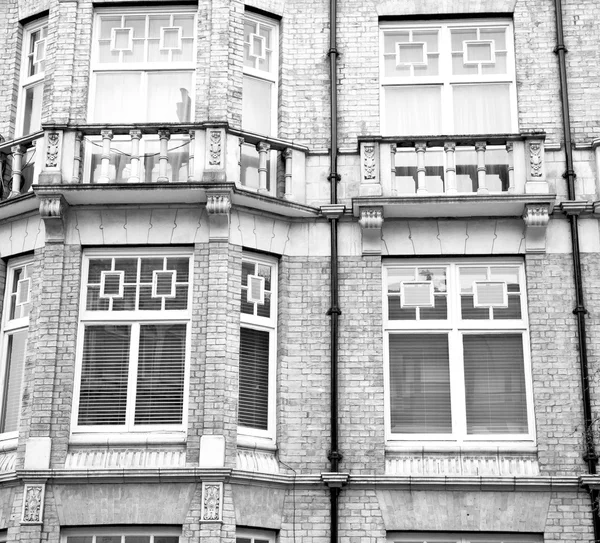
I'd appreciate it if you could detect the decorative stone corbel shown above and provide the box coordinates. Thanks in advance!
[522,203,551,253]
[525,139,549,194]
[359,142,382,196]
[39,194,68,243]
[321,472,350,488]
[358,207,384,255]
[200,482,223,522]
[21,483,45,524]
[202,128,226,182]
[205,188,232,241]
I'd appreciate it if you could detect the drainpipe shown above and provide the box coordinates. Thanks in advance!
[326,0,342,540]
[554,0,600,535]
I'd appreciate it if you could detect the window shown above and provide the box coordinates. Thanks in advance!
[63,527,180,543]
[241,13,279,192]
[381,20,517,136]
[0,258,32,436]
[72,250,192,435]
[18,19,48,135]
[90,9,195,122]
[384,260,534,444]
[236,528,276,543]
[389,533,542,543]
[238,255,277,442]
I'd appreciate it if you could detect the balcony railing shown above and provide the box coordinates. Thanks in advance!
[359,133,548,198]
[0,131,43,202]
[25,125,308,204]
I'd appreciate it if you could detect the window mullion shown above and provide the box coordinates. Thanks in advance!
[127,323,141,430]
[450,329,467,440]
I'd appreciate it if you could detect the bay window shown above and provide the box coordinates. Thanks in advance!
[384,260,534,444]
[0,257,32,436]
[381,20,517,136]
[238,255,277,442]
[18,19,47,135]
[90,9,195,123]
[72,249,192,436]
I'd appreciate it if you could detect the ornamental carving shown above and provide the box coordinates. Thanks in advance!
[202,483,222,521]
[39,196,65,219]
[359,208,384,230]
[208,131,222,166]
[522,203,550,227]
[529,142,543,177]
[46,132,60,168]
[22,484,44,523]
[363,145,376,180]
[206,193,231,215]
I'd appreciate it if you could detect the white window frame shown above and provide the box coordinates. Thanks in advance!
[0,256,33,441]
[383,259,535,446]
[62,527,181,543]
[236,528,276,543]
[17,18,48,137]
[71,248,193,441]
[388,533,542,543]
[88,7,196,123]
[238,253,278,445]
[380,19,518,136]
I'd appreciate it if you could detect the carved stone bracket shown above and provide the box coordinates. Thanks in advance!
[522,203,551,253]
[39,194,68,243]
[21,483,45,524]
[529,141,543,178]
[200,482,223,522]
[359,142,382,196]
[358,207,384,255]
[38,131,64,185]
[206,189,232,241]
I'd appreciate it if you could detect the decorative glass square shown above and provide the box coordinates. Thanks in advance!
[249,33,266,59]
[464,40,495,65]
[160,27,182,51]
[111,28,133,51]
[396,42,426,66]
[100,271,124,298]
[152,270,176,298]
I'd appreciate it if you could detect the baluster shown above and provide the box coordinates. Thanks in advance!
[390,144,397,178]
[128,130,142,183]
[444,142,457,195]
[506,141,515,193]
[157,130,170,182]
[415,142,427,195]
[256,141,270,194]
[97,130,113,184]
[9,144,25,197]
[72,131,82,183]
[283,148,293,199]
[187,130,195,182]
[475,141,488,194]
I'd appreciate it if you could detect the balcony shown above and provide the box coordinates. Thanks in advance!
[355,133,554,218]
[0,125,316,220]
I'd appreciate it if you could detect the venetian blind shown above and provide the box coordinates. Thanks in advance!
[463,334,528,434]
[1,330,27,433]
[388,333,451,433]
[238,327,270,430]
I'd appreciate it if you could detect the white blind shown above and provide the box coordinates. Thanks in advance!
[135,324,186,425]
[389,334,451,433]
[78,325,131,425]
[239,327,270,430]
[1,330,27,433]
[463,334,528,434]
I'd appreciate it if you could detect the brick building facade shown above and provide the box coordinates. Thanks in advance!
[0,0,600,542]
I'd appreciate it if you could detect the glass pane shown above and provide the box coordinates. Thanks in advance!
[384,54,410,78]
[148,39,169,62]
[256,291,271,318]
[238,327,270,430]
[451,28,477,51]
[389,334,452,433]
[387,268,415,292]
[452,53,478,76]
[162,28,180,49]
[100,16,122,40]
[114,258,138,283]
[461,295,489,320]
[149,16,170,38]
[460,267,487,292]
[413,30,438,52]
[1,330,27,433]
[124,16,146,38]
[466,42,492,62]
[384,86,441,136]
[414,54,438,77]
[493,294,522,319]
[93,72,142,122]
[453,84,512,134]
[384,31,409,54]
[398,43,424,64]
[114,28,131,50]
[482,52,507,75]
[242,75,273,135]
[481,27,506,50]
[167,257,190,283]
[67,537,93,543]
[125,537,150,543]
[146,72,193,122]
[173,15,194,37]
[463,334,528,434]
[122,41,145,63]
[490,267,519,290]
[98,41,120,63]
[420,294,447,320]
[242,261,254,286]
[22,83,43,135]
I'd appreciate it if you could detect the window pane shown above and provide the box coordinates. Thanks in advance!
[453,84,511,134]
[22,83,43,135]
[134,324,186,425]
[239,327,270,430]
[1,330,27,433]
[78,326,131,425]
[93,72,142,122]
[383,86,441,136]
[389,334,451,433]
[146,72,192,122]
[463,334,528,434]
[243,75,273,135]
